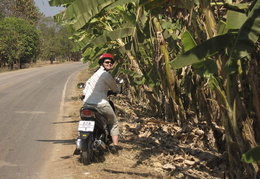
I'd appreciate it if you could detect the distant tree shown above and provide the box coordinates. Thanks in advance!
[55,26,80,61]
[0,0,40,25]
[37,16,79,63]
[0,17,40,69]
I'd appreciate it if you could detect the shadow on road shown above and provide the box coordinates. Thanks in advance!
[103,168,156,178]
[36,139,75,145]
[52,120,78,124]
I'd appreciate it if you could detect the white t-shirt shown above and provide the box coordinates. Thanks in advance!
[83,66,120,104]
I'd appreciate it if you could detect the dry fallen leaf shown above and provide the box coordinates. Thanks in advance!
[173,156,185,162]
[195,129,204,136]
[138,130,152,138]
[184,160,196,166]
[162,163,176,170]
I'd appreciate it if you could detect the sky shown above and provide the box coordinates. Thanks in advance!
[34,0,65,17]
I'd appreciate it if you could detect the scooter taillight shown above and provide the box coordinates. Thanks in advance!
[81,110,95,118]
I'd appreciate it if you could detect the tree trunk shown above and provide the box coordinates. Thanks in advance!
[249,55,260,142]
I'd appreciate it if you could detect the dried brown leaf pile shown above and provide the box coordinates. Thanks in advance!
[113,94,228,178]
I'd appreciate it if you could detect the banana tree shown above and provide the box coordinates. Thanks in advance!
[169,0,260,177]
[49,0,259,176]
[49,0,182,120]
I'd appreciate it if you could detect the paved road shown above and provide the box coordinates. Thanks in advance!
[0,62,86,179]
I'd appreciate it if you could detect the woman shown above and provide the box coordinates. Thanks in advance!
[82,53,120,154]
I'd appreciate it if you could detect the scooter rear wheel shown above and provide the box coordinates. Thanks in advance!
[81,135,94,165]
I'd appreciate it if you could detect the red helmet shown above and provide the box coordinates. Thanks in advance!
[98,53,114,65]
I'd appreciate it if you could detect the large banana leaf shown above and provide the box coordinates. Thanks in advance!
[68,0,116,31]
[50,0,144,31]
[181,30,218,75]
[218,3,250,34]
[49,0,166,55]
[181,31,197,52]
[50,0,116,31]
[225,0,260,74]
[169,33,237,69]
[226,10,247,30]
[76,27,136,54]
[90,27,136,46]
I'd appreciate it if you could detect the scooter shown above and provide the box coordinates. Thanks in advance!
[75,79,123,165]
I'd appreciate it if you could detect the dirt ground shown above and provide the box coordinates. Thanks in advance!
[42,67,227,179]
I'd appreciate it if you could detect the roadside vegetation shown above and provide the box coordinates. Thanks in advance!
[50,0,259,178]
[0,0,80,71]
[0,0,259,178]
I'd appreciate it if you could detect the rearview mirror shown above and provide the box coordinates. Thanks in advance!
[77,83,85,89]
[118,79,124,84]
[116,78,124,84]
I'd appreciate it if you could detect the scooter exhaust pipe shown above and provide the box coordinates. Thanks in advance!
[92,140,106,151]
[76,138,82,150]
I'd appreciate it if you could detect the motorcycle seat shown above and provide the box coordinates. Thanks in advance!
[81,105,99,112]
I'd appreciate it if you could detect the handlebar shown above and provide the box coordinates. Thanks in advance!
[107,90,117,96]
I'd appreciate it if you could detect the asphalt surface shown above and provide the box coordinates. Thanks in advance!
[0,62,86,179]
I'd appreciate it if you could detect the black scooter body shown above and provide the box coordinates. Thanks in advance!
[75,103,113,165]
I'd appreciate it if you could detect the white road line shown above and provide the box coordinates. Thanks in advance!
[59,70,79,120]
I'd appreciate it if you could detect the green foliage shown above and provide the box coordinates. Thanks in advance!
[0,0,40,25]
[170,1,259,75]
[0,17,40,68]
[226,0,260,74]
[169,33,237,70]
[242,145,260,163]
[226,10,247,30]
[37,16,77,61]
[181,31,197,52]
[168,1,260,77]
[55,0,116,31]
[168,2,259,176]
[48,1,260,177]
